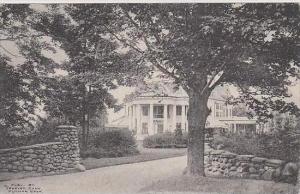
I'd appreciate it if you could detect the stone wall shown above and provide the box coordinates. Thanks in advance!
[0,125,79,174]
[205,149,299,183]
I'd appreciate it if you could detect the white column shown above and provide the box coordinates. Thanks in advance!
[128,105,132,130]
[234,123,237,133]
[133,105,136,131]
[181,105,185,130]
[186,105,188,131]
[136,104,141,135]
[163,104,168,132]
[149,104,154,135]
[172,104,177,131]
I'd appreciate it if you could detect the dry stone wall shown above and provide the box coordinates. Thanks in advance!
[205,149,298,183]
[0,125,79,174]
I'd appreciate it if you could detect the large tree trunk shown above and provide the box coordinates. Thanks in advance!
[81,88,87,151]
[187,89,210,176]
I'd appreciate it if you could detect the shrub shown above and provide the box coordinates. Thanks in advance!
[0,119,58,149]
[143,132,174,148]
[174,128,183,144]
[211,130,300,162]
[80,130,139,158]
[143,132,188,148]
[211,134,261,155]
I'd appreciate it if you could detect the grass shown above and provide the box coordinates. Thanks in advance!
[81,147,187,170]
[140,175,298,194]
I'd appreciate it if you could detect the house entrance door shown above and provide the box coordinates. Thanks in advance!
[153,120,164,134]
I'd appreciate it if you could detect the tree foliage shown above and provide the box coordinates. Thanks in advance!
[115,4,300,118]
[114,3,299,175]
[0,5,58,132]
[43,75,117,126]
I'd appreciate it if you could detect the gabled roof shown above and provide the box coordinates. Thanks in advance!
[139,81,188,98]
[125,81,230,102]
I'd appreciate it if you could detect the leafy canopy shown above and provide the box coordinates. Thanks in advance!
[103,4,300,119]
[0,5,58,130]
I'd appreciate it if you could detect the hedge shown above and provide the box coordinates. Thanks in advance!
[143,129,188,148]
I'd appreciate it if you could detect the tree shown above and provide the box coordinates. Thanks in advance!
[33,4,300,176]
[29,4,149,149]
[0,5,58,133]
[43,75,118,149]
[107,3,299,176]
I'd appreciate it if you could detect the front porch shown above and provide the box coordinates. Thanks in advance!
[127,102,188,140]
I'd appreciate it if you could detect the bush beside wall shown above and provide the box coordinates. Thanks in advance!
[143,131,188,148]
[0,120,58,149]
[80,130,139,158]
[210,133,300,162]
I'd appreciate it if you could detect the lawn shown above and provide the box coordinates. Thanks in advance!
[81,147,187,170]
[140,175,298,194]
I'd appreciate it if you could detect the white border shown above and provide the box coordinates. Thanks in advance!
[1,0,299,4]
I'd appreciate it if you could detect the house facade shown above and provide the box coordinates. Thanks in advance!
[110,83,257,140]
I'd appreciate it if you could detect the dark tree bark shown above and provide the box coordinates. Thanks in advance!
[82,88,87,151]
[186,88,211,176]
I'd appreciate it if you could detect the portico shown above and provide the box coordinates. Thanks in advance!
[126,96,188,140]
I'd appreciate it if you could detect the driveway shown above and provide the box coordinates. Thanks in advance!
[0,156,186,194]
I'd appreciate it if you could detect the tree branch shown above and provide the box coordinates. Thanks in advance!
[104,20,180,83]
[0,45,22,57]
[122,10,140,29]
[142,35,181,82]
[103,24,144,54]
[200,62,226,95]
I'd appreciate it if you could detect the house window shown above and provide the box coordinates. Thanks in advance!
[176,106,182,116]
[154,105,164,118]
[142,123,148,134]
[167,105,171,118]
[176,123,182,130]
[141,105,149,116]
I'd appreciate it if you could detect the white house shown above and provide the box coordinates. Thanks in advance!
[108,82,257,140]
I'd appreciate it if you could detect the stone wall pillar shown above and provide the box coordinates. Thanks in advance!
[55,125,80,168]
